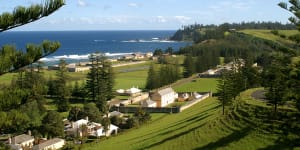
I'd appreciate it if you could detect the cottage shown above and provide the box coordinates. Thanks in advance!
[9,134,34,150]
[94,124,119,137]
[72,118,88,129]
[141,99,157,107]
[151,88,178,107]
[33,138,65,150]
[178,93,190,102]
[107,111,124,118]
[125,87,142,96]
[65,117,119,138]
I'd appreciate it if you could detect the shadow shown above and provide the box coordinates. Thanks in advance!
[194,127,251,150]
[142,123,207,149]
[133,113,210,144]
[257,137,299,150]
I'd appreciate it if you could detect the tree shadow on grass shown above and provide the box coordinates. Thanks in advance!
[257,137,299,150]
[126,105,219,142]
[141,123,207,149]
[193,127,252,150]
[134,113,211,144]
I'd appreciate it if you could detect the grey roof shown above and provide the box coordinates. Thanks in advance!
[157,88,175,96]
[12,134,34,144]
[141,99,156,106]
[34,138,64,150]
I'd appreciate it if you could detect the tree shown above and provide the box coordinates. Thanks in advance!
[183,54,195,77]
[68,107,85,122]
[217,70,234,115]
[262,58,288,115]
[165,47,173,55]
[153,48,163,56]
[86,53,114,113]
[55,59,70,112]
[42,111,64,138]
[279,0,300,113]
[83,103,102,123]
[0,0,64,75]
[145,63,158,90]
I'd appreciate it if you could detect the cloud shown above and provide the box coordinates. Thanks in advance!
[156,16,167,23]
[209,0,251,12]
[128,3,139,8]
[77,0,88,7]
[174,16,191,23]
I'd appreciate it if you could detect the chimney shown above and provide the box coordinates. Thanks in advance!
[85,116,89,122]
[28,130,31,136]
[8,136,11,144]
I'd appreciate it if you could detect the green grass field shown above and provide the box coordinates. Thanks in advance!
[173,78,218,93]
[240,29,297,46]
[81,88,299,150]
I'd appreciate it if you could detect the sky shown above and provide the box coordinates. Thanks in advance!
[0,0,293,31]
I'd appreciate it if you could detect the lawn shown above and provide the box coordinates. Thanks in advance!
[82,91,298,150]
[173,78,218,93]
[240,29,297,46]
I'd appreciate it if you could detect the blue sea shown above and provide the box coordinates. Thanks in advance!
[0,30,190,65]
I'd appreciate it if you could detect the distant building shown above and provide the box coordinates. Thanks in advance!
[9,134,34,150]
[151,87,178,107]
[48,63,90,72]
[141,99,157,107]
[33,138,65,150]
[178,93,190,102]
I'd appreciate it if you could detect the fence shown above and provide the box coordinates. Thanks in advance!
[111,92,211,114]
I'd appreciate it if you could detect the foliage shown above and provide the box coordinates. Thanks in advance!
[217,70,234,115]
[145,63,158,90]
[83,103,102,123]
[133,107,151,125]
[42,110,64,138]
[55,59,70,112]
[68,107,85,122]
[110,116,122,126]
[170,22,295,41]
[183,54,195,77]
[86,53,114,113]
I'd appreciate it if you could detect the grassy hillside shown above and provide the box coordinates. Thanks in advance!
[240,29,297,46]
[0,62,150,89]
[173,78,218,93]
[82,89,299,150]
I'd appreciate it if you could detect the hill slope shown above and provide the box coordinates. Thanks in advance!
[240,29,297,47]
[82,89,298,150]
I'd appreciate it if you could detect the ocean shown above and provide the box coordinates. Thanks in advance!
[0,30,190,65]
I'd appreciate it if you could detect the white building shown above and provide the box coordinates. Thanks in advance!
[33,138,65,150]
[141,99,157,107]
[9,134,34,150]
[151,88,178,107]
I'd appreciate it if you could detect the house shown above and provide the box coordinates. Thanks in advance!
[193,92,202,99]
[151,87,178,107]
[33,138,65,150]
[72,118,89,129]
[178,93,190,102]
[107,111,124,118]
[65,117,119,138]
[125,87,142,96]
[93,124,119,137]
[141,99,157,107]
[9,134,34,150]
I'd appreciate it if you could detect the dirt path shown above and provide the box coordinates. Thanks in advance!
[251,89,268,101]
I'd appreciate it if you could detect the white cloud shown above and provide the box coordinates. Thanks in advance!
[77,0,88,7]
[209,0,251,12]
[128,3,139,8]
[174,16,191,23]
[156,16,167,23]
